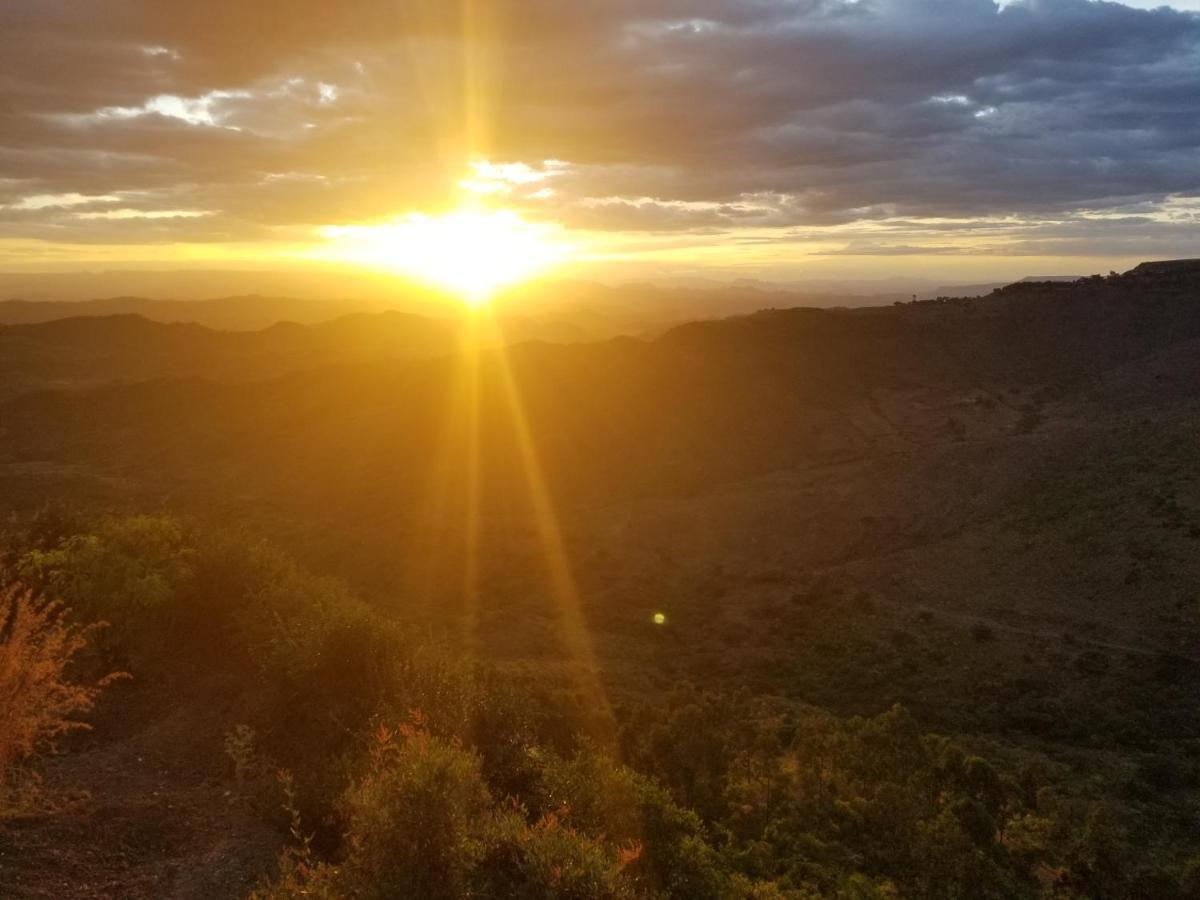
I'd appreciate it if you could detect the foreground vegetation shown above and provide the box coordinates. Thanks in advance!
[0,582,123,806]
[4,511,1197,898]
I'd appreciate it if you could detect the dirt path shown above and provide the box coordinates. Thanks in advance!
[0,689,280,899]
[914,602,1200,664]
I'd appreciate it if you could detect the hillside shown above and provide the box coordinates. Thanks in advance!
[0,303,676,402]
[6,263,1200,495]
[2,262,1199,897]
[3,263,1199,708]
[0,295,384,331]
[0,311,461,401]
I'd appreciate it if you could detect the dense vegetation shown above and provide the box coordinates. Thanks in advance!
[2,509,1196,898]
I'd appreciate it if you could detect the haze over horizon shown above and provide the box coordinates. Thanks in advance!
[3,0,1199,289]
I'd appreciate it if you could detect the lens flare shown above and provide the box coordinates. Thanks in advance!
[320,209,566,306]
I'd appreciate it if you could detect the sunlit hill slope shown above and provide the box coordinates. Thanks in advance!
[1,261,1199,897]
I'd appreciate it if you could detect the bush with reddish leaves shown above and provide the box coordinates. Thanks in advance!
[0,579,125,802]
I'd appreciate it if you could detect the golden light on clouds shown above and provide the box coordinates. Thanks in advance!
[316,208,569,305]
[2,3,1198,277]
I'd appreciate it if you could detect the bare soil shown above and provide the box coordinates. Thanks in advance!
[0,686,280,900]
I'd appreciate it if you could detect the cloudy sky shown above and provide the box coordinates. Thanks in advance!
[1,0,1198,282]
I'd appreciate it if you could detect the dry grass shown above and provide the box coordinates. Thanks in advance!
[0,579,125,800]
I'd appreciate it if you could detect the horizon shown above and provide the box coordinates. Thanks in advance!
[0,258,1167,303]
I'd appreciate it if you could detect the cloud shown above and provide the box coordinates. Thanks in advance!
[80,90,252,128]
[6,193,121,211]
[74,208,212,220]
[0,0,1198,263]
[822,242,969,256]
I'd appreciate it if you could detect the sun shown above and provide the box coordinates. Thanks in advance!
[320,209,566,306]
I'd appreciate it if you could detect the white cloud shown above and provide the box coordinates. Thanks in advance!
[70,90,252,128]
[999,0,1200,8]
[141,45,181,60]
[1109,0,1200,9]
[263,171,329,183]
[74,208,213,220]
[460,160,569,195]
[8,193,119,210]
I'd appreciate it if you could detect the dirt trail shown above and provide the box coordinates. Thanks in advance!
[0,689,280,900]
[910,602,1200,663]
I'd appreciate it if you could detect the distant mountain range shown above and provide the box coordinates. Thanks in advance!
[0,269,1096,330]
[0,262,1191,409]
[0,295,384,330]
[4,260,1198,498]
[0,280,924,352]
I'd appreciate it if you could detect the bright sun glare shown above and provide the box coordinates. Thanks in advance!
[321,209,566,306]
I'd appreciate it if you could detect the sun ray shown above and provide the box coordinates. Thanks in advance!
[392,1,613,749]
[474,310,618,745]
[403,314,486,613]
[457,312,485,649]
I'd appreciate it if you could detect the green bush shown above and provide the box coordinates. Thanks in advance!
[17,515,192,666]
[339,723,496,899]
[474,809,637,899]
[535,746,729,898]
[262,721,644,899]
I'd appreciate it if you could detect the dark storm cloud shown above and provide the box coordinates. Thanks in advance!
[1,0,1198,248]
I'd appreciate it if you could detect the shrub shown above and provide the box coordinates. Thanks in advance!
[339,720,497,899]
[17,515,193,667]
[0,580,125,800]
[19,515,192,618]
[535,745,729,898]
[248,770,342,900]
[259,720,651,899]
[224,723,259,793]
[474,809,638,899]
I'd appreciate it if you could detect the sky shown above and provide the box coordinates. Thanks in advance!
[1,0,1198,284]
